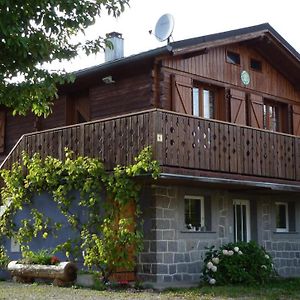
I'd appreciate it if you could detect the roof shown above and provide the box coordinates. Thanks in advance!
[74,23,300,87]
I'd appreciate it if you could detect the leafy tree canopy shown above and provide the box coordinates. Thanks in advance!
[0,0,129,116]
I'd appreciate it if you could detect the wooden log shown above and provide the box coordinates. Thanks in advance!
[8,261,77,284]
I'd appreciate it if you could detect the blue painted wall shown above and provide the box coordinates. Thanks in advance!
[2,191,103,266]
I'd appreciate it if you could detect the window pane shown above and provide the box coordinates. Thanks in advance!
[242,205,247,242]
[270,105,278,131]
[250,58,262,71]
[264,103,279,131]
[203,89,214,119]
[276,204,287,229]
[226,51,240,65]
[185,198,202,229]
[192,88,199,117]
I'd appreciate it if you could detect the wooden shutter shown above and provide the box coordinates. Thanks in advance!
[292,105,300,136]
[171,74,193,114]
[230,89,246,125]
[249,94,264,128]
[0,111,5,153]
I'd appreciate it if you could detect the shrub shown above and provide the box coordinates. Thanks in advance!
[0,246,9,268]
[202,241,275,285]
[20,248,60,265]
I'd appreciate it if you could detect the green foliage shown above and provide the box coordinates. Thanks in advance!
[0,246,9,268]
[0,146,159,281]
[20,247,60,265]
[0,0,129,116]
[83,217,143,282]
[202,241,275,285]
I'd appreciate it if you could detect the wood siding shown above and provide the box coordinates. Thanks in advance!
[1,69,153,160]
[90,71,153,120]
[161,44,300,105]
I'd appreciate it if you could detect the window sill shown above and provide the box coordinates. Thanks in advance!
[180,230,216,234]
[273,231,298,234]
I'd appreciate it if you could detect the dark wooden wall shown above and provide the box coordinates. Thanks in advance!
[1,68,153,161]
[160,43,300,109]
[90,71,153,119]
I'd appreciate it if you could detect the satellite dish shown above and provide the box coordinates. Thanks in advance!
[154,14,174,43]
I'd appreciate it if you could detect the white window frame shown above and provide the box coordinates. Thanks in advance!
[233,199,251,242]
[275,202,289,233]
[184,195,205,231]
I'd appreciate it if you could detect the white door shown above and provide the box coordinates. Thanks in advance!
[233,199,251,242]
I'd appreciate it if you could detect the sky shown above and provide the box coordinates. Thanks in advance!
[63,0,300,72]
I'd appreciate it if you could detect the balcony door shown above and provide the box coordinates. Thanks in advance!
[233,199,250,242]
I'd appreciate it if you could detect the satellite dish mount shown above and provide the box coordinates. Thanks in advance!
[154,14,174,44]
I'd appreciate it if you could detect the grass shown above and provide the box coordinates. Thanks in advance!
[163,278,300,299]
[1,278,300,299]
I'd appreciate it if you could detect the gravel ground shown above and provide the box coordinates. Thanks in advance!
[0,282,214,300]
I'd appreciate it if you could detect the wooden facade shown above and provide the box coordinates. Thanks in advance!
[1,23,300,188]
[2,109,300,185]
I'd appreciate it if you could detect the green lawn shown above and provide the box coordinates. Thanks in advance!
[166,278,300,299]
[1,278,300,300]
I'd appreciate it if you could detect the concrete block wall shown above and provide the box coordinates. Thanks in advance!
[138,185,300,284]
[138,185,230,284]
[260,198,300,277]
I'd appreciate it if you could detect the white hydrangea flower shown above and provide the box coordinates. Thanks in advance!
[209,278,216,285]
[207,261,213,269]
[211,265,217,272]
[228,250,234,256]
[212,257,220,264]
[222,249,228,255]
[234,246,239,252]
[261,265,267,269]
[238,251,243,255]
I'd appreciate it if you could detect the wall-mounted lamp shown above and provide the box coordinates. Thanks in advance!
[102,75,115,84]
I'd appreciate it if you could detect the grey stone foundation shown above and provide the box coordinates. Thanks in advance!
[259,199,300,277]
[138,185,300,285]
[138,185,230,284]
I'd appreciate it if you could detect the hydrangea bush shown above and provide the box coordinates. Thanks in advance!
[202,241,275,285]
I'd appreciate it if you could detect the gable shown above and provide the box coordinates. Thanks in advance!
[162,43,300,103]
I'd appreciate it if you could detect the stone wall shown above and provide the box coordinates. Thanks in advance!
[138,185,230,284]
[259,198,300,277]
[138,185,300,284]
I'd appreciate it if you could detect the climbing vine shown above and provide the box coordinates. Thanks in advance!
[0,147,159,280]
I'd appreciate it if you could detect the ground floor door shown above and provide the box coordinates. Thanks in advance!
[233,199,250,242]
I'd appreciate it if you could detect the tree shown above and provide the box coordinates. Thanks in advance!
[0,0,129,116]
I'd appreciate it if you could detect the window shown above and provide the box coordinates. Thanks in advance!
[263,100,288,132]
[226,51,240,65]
[192,86,215,119]
[250,58,262,72]
[276,202,288,232]
[275,202,296,233]
[184,196,204,231]
[263,102,279,131]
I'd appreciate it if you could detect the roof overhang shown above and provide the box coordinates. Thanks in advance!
[159,173,300,193]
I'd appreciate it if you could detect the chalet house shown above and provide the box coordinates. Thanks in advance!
[2,23,300,285]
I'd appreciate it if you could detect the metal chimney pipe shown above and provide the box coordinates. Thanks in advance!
[105,32,124,62]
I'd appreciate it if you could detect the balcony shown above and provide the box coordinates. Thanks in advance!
[2,109,300,185]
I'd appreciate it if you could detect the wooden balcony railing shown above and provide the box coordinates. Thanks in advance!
[2,109,300,182]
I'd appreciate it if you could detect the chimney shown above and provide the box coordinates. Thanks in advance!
[105,32,124,62]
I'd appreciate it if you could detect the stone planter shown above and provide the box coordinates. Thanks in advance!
[7,261,77,286]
